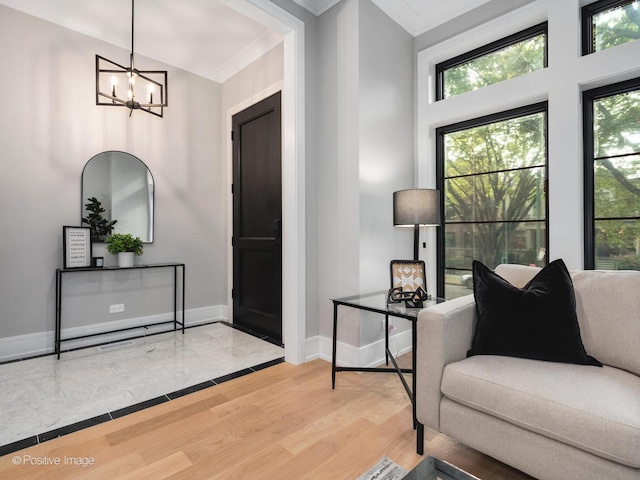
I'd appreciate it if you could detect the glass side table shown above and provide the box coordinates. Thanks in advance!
[330,290,444,429]
[403,456,480,480]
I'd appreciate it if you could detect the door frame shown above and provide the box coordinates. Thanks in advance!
[223,0,306,365]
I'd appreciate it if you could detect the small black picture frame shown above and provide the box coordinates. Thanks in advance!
[63,226,92,269]
[93,256,104,268]
[388,260,428,308]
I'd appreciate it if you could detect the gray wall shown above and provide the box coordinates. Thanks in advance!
[316,0,414,347]
[0,6,224,345]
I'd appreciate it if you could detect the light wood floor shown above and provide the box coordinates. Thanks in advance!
[0,357,533,479]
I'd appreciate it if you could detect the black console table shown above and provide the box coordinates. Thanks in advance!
[55,263,185,358]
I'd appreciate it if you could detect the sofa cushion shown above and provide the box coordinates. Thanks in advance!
[441,355,640,468]
[571,270,640,376]
[469,259,601,366]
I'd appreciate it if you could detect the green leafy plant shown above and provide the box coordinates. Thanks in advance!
[82,197,117,242]
[106,233,144,256]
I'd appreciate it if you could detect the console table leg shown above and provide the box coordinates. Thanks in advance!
[55,270,61,359]
[182,264,185,334]
[417,422,424,455]
[174,266,178,331]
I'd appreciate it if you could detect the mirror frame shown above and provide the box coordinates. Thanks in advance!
[81,151,155,243]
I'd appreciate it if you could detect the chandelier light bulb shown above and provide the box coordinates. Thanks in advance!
[110,75,118,98]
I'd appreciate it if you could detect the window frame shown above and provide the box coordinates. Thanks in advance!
[582,76,640,269]
[435,22,548,101]
[436,101,549,297]
[581,0,639,55]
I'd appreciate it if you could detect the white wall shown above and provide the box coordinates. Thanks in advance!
[0,6,225,356]
[417,0,640,279]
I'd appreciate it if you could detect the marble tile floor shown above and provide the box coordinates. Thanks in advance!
[0,321,284,456]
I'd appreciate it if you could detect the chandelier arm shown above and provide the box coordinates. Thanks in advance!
[95,0,167,117]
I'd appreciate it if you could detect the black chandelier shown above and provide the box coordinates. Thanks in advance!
[95,0,168,117]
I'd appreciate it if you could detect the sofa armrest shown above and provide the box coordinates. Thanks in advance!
[416,294,476,432]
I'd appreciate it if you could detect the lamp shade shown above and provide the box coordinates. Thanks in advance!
[393,189,441,227]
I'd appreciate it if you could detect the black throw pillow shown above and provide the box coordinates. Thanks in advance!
[468,259,602,366]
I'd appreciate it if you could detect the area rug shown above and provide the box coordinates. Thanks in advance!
[358,456,407,480]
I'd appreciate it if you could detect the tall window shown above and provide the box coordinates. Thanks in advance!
[436,23,547,100]
[437,103,548,299]
[584,78,640,270]
[582,0,640,55]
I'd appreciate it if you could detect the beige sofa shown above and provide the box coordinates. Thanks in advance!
[416,264,640,480]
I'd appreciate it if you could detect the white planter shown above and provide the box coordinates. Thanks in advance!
[118,252,135,268]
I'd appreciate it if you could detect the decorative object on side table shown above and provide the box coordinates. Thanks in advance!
[63,226,92,269]
[388,260,429,308]
[82,196,117,242]
[106,233,144,268]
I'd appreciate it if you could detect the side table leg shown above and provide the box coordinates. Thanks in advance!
[412,319,417,429]
[332,302,338,389]
[417,422,424,455]
[385,314,389,366]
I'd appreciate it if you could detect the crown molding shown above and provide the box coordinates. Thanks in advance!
[290,0,342,16]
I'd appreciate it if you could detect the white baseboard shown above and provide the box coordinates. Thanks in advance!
[305,329,413,367]
[0,305,228,363]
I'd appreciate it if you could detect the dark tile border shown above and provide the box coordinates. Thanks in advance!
[110,395,170,419]
[0,323,285,457]
[39,414,112,443]
[166,380,216,400]
[0,436,38,457]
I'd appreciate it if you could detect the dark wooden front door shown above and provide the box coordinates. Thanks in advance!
[232,92,282,343]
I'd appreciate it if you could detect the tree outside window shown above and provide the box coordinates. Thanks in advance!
[583,0,640,54]
[437,104,548,299]
[437,23,546,100]
[585,79,640,270]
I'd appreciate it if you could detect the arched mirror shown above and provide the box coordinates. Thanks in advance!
[81,151,154,243]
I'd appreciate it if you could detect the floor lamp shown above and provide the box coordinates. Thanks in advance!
[393,189,441,260]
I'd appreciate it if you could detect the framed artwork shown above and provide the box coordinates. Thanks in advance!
[63,226,92,269]
[388,260,428,308]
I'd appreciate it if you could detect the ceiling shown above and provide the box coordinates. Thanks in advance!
[0,0,284,83]
[294,0,494,36]
[0,0,492,83]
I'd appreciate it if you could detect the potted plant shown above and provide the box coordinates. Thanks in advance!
[106,233,143,267]
[82,197,117,242]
